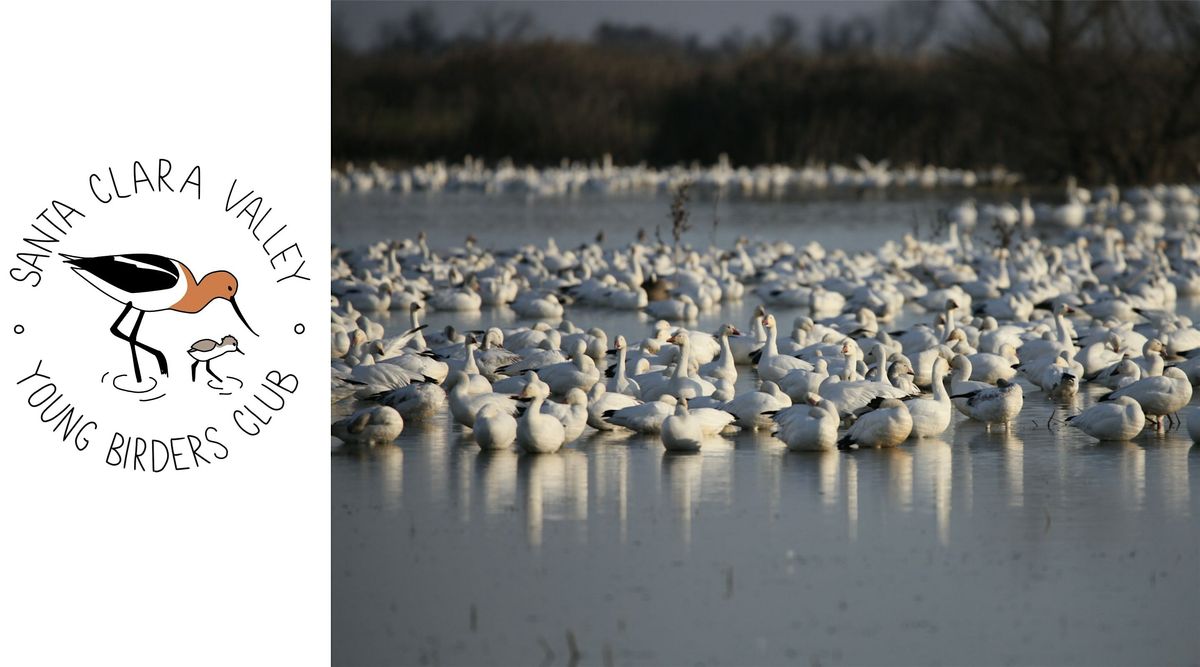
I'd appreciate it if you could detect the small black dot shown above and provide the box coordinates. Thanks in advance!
[294,323,306,335]
[227,286,233,292]
[14,324,25,334]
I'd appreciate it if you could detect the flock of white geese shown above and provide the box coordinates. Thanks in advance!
[332,184,1200,454]
[332,155,1018,198]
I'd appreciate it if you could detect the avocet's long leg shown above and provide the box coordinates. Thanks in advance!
[108,302,142,382]
[204,360,221,382]
[128,309,169,377]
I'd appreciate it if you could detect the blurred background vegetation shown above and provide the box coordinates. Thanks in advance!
[333,1,1200,184]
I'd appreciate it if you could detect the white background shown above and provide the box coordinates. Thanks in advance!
[0,2,330,664]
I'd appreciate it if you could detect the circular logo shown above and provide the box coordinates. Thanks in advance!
[7,158,314,472]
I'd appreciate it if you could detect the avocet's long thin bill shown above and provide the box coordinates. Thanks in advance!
[230,296,259,337]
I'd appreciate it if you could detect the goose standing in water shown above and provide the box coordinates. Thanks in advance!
[473,404,518,450]
[447,370,518,429]
[722,381,791,430]
[769,394,839,452]
[661,399,705,452]
[756,314,814,382]
[951,378,1024,429]
[727,306,767,364]
[904,357,952,438]
[606,335,641,396]
[515,373,568,454]
[837,399,912,449]
[699,323,740,383]
[526,387,589,441]
[586,383,641,431]
[1066,396,1145,442]
[604,395,679,434]
[538,339,601,396]
[1100,367,1192,430]
[332,406,404,445]
[641,331,714,401]
[372,381,447,420]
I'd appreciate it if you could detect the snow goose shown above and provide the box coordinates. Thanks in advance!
[1076,332,1124,378]
[686,378,735,410]
[904,357,952,439]
[515,373,568,454]
[526,387,588,441]
[723,381,792,430]
[950,378,1024,429]
[372,381,447,420]
[605,335,641,396]
[1066,396,1145,442]
[965,344,1018,384]
[727,306,767,364]
[604,395,678,434]
[661,400,705,452]
[561,327,610,363]
[332,406,404,445]
[586,383,641,431]
[537,339,601,396]
[837,398,913,449]
[769,394,839,452]
[757,314,814,382]
[511,292,564,320]
[1095,355,1143,390]
[699,324,740,383]
[1100,367,1192,430]
[644,294,699,321]
[430,274,482,312]
[778,358,829,402]
[473,404,518,450]
[641,331,714,401]
[447,370,518,429]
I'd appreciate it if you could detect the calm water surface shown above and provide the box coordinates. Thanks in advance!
[332,192,1200,666]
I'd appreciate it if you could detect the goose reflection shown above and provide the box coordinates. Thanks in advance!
[1159,440,1192,519]
[913,438,953,546]
[846,456,859,542]
[971,428,1025,507]
[517,450,588,549]
[456,444,476,523]
[474,448,518,516]
[334,441,405,511]
[420,417,454,507]
[885,447,915,513]
[1111,441,1146,511]
[588,436,631,544]
[662,450,703,548]
[699,438,735,507]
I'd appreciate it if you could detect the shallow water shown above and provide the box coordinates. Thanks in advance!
[332,192,1200,666]
[332,189,960,254]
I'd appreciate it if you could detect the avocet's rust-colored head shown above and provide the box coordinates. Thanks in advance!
[188,270,258,337]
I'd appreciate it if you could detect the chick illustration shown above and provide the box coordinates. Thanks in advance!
[188,335,244,382]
